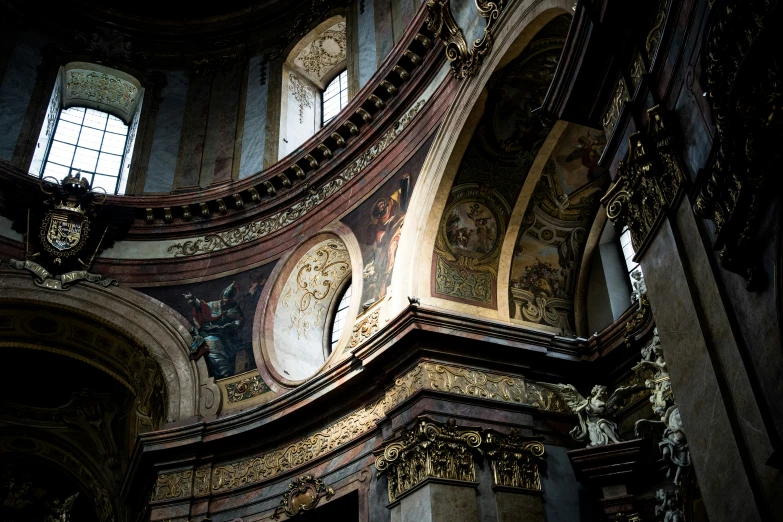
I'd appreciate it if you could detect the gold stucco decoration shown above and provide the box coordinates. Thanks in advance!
[155,362,569,496]
[272,475,334,519]
[374,417,482,503]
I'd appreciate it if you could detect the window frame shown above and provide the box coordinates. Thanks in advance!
[321,69,349,127]
[39,106,130,196]
[325,277,353,357]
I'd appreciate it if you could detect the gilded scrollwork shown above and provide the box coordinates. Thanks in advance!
[153,470,193,501]
[601,76,629,137]
[272,475,334,519]
[225,373,272,403]
[348,302,381,349]
[374,417,482,503]
[166,100,425,257]
[484,429,545,489]
[600,106,686,255]
[426,0,506,80]
[293,22,347,80]
[289,72,313,125]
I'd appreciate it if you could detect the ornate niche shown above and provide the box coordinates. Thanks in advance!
[601,106,686,257]
[373,416,482,503]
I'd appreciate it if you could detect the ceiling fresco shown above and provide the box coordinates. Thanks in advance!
[509,124,608,333]
[431,15,571,308]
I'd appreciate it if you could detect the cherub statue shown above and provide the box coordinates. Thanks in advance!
[632,329,672,416]
[636,405,691,485]
[654,488,684,522]
[541,383,642,447]
[45,492,79,522]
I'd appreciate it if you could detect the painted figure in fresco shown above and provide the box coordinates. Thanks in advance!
[467,204,496,255]
[183,281,245,379]
[362,174,410,308]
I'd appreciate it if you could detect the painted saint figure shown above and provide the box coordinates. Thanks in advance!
[184,281,245,379]
[362,174,410,308]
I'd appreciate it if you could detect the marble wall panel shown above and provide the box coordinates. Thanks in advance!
[239,56,268,179]
[0,33,44,161]
[540,445,594,522]
[145,71,188,193]
[374,0,395,66]
[174,75,211,189]
[200,69,243,186]
[357,0,378,88]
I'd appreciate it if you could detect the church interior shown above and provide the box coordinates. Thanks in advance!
[0,0,781,521]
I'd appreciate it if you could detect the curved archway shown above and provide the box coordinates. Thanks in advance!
[389,0,576,325]
[0,270,216,422]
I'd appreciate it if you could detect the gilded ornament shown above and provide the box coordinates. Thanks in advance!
[153,470,193,500]
[65,70,138,119]
[484,429,545,489]
[602,76,629,137]
[348,302,381,349]
[293,22,347,80]
[374,417,482,503]
[271,475,334,519]
[225,374,272,403]
[426,0,506,79]
[289,72,313,125]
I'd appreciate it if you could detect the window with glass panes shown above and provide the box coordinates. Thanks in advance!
[41,107,129,195]
[322,70,348,125]
[329,282,352,353]
[620,226,642,281]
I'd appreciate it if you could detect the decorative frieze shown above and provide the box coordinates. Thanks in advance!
[600,106,686,256]
[374,417,482,503]
[64,68,139,120]
[159,362,568,496]
[166,100,425,257]
[601,76,629,137]
[153,470,192,500]
[225,373,272,403]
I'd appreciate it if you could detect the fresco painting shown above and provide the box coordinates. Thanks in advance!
[140,263,275,380]
[509,124,608,332]
[342,133,434,312]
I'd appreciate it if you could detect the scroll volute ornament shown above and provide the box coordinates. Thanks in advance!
[374,416,482,503]
[426,0,506,79]
[272,475,334,519]
[484,429,545,489]
[601,106,686,255]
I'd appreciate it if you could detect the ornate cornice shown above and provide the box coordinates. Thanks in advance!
[165,100,425,257]
[152,361,571,499]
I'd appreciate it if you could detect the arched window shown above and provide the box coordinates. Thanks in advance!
[322,70,349,125]
[29,62,144,195]
[41,107,129,194]
[328,281,352,354]
[279,17,350,159]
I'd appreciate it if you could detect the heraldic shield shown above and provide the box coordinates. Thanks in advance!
[41,208,89,257]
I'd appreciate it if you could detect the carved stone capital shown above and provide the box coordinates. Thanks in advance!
[374,416,482,503]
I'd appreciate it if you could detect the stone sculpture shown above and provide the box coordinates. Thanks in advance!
[542,383,641,447]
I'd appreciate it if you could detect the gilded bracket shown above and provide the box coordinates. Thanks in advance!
[425,0,506,80]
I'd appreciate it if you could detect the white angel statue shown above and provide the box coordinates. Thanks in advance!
[542,383,641,447]
[45,492,79,522]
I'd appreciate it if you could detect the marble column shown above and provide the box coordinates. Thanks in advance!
[494,488,544,522]
[393,480,479,522]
